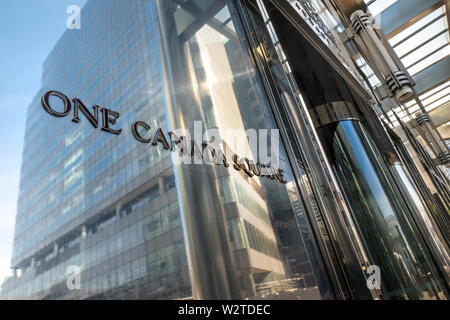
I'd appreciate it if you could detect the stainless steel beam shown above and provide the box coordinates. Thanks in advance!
[329,0,367,20]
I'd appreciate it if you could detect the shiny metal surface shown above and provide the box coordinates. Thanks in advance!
[310,101,362,128]
[241,0,376,299]
[255,0,449,300]
[321,119,450,299]
[154,0,338,300]
[391,161,450,282]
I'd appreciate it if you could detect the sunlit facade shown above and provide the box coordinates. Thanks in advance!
[1,0,189,299]
[1,0,449,300]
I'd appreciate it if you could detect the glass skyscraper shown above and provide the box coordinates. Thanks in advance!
[1,0,189,299]
[1,0,331,300]
[1,0,448,300]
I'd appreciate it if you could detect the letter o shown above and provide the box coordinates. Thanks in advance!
[41,90,71,117]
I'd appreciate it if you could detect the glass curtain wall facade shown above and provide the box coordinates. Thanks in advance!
[1,0,188,299]
[1,0,448,300]
[153,0,338,300]
[0,0,336,300]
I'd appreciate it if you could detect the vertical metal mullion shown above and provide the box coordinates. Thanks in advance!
[231,0,348,299]
[232,0,379,300]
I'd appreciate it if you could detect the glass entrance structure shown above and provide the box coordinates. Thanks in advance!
[1,0,448,300]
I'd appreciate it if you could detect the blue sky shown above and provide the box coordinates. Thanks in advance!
[0,0,87,285]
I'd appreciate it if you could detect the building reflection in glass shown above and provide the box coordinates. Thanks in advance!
[1,0,190,300]
[1,0,335,300]
[2,0,447,301]
[155,0,334,299]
